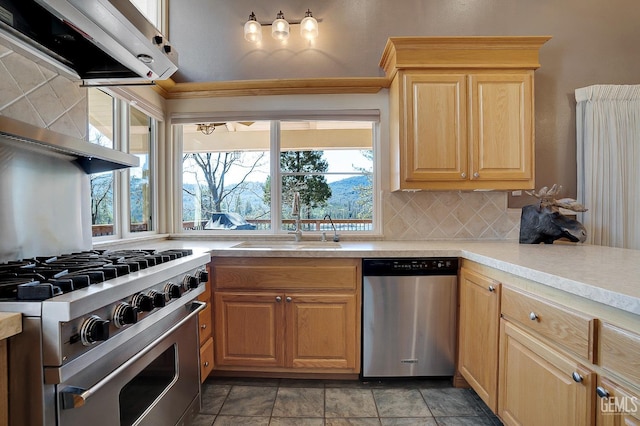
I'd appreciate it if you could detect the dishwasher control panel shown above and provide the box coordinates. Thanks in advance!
[362,258,458,276]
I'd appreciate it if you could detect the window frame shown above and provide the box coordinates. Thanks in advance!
[174,111,381,237]
[90,88,159,242]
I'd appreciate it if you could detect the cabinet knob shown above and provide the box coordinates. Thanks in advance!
[488,285,495,292]
[200,324,207,329]
[286,296,292,302]
[461,172,467,178]
[275,296,282,302]
[203,361,209,367]
[529,312,538,321]
[473,172,480,178]
[571,372,583,383]
[596,387,610,399]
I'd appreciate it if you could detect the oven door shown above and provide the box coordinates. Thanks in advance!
[55,301,205,426]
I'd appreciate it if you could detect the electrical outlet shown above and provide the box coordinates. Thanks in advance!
[512,190,522,196]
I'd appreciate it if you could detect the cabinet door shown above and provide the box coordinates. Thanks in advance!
[458,268,501,412]
[285,293,358,371]
[469,72,534,184]
[402,72,468,182]
[595,377,640,426]
[499,319,594,426]
[214,291,285,368]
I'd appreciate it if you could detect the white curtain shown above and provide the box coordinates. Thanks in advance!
[576,85,640,249]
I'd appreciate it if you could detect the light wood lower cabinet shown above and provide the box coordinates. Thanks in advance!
[214,291,284,367]
[498,319,595,426]
[457,266,501,412]
[197,263,214,383]
[595,376,640,426]
[212,257,361,374]
[286,293,357,369]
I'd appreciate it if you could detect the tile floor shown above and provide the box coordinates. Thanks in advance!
[193,377,503,425]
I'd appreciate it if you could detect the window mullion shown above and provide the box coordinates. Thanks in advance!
[270,120,281,233]
[117,100,130,239]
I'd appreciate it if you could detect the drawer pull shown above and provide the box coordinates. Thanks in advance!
[275,296,282,302]
[529,312,538,321]
[488,285,495,292]
[571,372,583,383]
[596,387,610,399]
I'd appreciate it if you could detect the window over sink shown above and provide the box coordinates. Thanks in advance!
[180,117,377,236]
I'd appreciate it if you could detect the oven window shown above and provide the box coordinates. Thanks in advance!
[119,345,177,426]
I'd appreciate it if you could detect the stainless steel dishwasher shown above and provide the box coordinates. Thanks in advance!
[362,258,458,378]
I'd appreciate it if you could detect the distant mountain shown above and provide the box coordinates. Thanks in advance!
[182,175,371,221]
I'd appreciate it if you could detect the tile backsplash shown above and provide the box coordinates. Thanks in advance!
[1,45,521,242]
[0,45,87,139]
[383,191,521,240]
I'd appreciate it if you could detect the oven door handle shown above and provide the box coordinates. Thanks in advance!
[60,301,206,410]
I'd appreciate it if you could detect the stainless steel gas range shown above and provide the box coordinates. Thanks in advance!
[0,248,211,426]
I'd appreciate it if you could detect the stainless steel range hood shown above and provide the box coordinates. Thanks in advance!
[0,116,139,173]
[0,0,178,85]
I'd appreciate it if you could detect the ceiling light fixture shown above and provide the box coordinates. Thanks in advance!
[196,124,216,135]
[243,10,320,44]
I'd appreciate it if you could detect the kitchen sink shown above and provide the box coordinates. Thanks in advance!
[231,241,342,250]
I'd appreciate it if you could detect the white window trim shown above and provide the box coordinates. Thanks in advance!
[91,90,159,242]
[172,111,381,238]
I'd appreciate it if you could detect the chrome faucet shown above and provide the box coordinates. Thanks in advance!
[288,192,302,242]
[323,214,340,242]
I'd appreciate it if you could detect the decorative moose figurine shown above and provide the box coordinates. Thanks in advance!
[519,184,589,244]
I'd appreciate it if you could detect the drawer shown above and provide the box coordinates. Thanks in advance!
[213,257,359,291]
[200,337,214,382]
[501,286,595,361]
[198,302,212,345]
[599,322,640,385]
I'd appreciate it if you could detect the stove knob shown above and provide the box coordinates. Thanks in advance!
[80,315,110,346]
[132,293,154,312]
[196,268,209,283]
[113,302,138,328]
[164,282,183,299]
[148,290,167,308]
[182,274,199,290]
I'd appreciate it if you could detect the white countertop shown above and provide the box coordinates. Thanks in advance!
[99,238,640,316]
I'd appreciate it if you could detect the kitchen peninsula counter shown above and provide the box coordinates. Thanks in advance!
[97,239,640,316]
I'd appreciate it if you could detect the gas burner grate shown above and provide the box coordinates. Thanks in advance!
[0,248,194,301]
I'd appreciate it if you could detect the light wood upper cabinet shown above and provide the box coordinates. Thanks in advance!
[401,73,468,182]
[458,266,502,412]
[470,72,534,183]
[380,36,550,191]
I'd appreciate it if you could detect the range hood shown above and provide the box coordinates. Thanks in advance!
[0,0,178,85]
[0,116,139,173]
